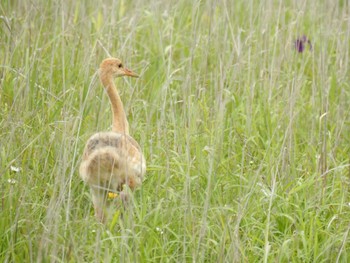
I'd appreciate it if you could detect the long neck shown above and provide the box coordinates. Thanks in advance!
[100,74,129,135]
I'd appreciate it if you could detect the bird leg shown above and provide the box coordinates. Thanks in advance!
[90,187,107,223]
[119,190,130,207]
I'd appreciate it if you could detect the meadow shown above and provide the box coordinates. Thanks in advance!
[1,0,350,262]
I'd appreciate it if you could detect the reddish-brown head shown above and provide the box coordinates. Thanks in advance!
[100,58,139,78]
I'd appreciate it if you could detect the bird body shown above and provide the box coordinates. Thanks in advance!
[79,58,145,223]
[80,132,146,191]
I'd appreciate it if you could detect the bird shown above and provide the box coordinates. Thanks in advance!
[79,57,146,223]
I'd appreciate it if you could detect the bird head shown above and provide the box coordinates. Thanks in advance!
[100,57,139,78]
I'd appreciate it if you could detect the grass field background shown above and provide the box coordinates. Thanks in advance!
[1,0,350,262]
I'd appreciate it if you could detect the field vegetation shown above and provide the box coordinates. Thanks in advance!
[1,0,350,262]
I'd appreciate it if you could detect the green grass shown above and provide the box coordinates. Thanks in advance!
[1,0,350,262]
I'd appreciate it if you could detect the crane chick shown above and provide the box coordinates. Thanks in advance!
[79,58,146,223]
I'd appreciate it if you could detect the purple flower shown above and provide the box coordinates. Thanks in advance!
[294,35,312,53]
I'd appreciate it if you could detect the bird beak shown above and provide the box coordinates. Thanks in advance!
[124,68,139,78]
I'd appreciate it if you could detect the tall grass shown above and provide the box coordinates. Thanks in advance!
[1,0,349,262]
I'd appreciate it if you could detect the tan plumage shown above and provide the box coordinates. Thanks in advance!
[79,58,146,223]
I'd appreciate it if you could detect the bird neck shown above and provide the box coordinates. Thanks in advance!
[100,74,129,135]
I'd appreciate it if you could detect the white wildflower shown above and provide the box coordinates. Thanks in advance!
[7,179,17,185]
[156,227,164,235]
[10,166,21,173]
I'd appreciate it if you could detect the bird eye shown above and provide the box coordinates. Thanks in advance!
[118,64,123,68]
